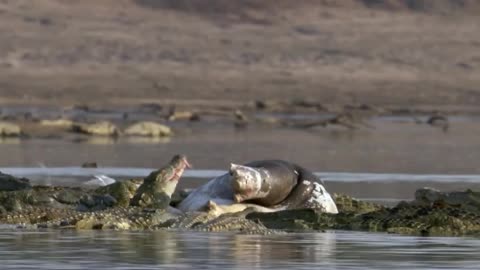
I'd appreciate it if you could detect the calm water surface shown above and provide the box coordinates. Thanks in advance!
[0,229,479,270]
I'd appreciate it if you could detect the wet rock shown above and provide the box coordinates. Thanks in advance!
[0,122,22,137]
[72,121,119,136]
[0,172,31,191]
[124,121,172,137]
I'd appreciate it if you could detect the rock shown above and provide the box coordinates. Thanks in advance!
[0,172,31,191]
[39,119,74,128]
[72,121,119,136]
[0,122,22,137]
[124,121,172,137]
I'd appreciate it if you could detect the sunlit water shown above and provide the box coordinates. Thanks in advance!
[0,229,479,269]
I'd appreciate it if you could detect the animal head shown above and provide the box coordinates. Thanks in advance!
[158,154,191,196]
[229,163,263,202]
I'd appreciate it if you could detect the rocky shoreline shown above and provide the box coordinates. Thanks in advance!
[1,170,479,237]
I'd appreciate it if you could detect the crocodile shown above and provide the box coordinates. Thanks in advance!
[0,155,189,212]
[0,206,178,230]
[0,179,144,213]
[0,204,277,234]
[1,188,479,236]
[130,154,191,208]
[1,166,480,237]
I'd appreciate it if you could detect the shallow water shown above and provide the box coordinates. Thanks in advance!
[1,116,480,175]
[0,229,479,270]
[1,118,480,269]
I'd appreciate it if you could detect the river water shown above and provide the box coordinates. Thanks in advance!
[0,118,479,269]
[0,229,479,269]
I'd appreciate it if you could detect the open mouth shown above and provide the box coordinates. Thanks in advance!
[169,156,192,182]
[182,157,192,169]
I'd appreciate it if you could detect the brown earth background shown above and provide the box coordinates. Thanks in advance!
[0,0,479,110]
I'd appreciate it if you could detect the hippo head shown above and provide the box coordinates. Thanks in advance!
[229,163,263,203]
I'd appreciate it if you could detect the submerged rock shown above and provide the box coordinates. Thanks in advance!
[124,121,172,137]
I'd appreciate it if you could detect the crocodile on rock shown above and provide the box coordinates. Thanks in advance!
[1,167,480,236]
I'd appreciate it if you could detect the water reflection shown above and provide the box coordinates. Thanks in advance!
[0,230,479,269]
[0,137,20,145]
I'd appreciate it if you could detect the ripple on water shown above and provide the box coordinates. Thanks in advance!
[0,230,478,269]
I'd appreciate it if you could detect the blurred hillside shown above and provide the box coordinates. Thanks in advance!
[0,0,479,108]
